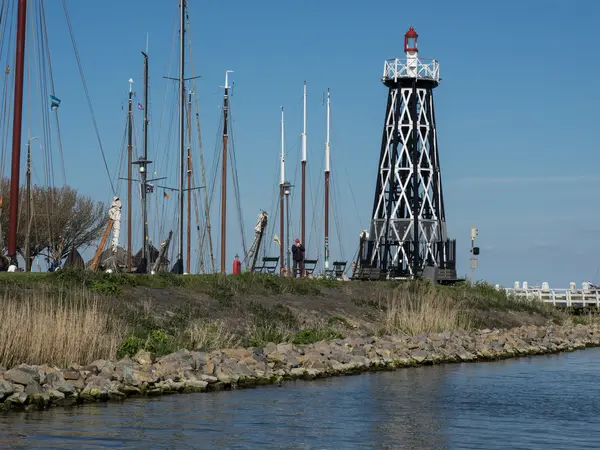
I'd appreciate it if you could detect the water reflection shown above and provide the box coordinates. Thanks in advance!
[1,349,600,449]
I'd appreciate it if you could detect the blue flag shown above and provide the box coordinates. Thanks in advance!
[50,95,61,111]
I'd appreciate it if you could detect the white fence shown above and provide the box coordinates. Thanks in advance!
[503,281,600,307]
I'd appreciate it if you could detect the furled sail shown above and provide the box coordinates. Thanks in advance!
[108,196,122,253]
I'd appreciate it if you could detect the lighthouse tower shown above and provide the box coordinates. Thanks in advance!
[364,26,457,281]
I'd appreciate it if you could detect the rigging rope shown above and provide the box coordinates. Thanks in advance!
[29,2,54,254]
[226,102,248,261]
[61,0,115,195]
[0,0,14,181]
[265,154,282,258]
[186,13,215,272]
[150,12,178,253]
[40,0,66,185]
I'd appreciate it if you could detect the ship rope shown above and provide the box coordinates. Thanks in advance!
[61,0,115,195]
[226,101,248,263]
[186,11,215,273]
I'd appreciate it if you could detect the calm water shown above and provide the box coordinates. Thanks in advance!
[2,348,600,449]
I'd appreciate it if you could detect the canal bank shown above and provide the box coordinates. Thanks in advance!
[1,323,599,412]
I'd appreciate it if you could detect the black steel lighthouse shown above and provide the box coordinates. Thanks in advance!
[359,26,457,282]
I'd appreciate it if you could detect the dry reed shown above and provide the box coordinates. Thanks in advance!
[183,319,242,351]
[382,282,471,336]
[0,287,127,368]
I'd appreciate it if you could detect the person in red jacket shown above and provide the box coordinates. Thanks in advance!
[291,238,305,278]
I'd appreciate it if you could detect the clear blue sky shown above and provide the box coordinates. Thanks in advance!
[2,0,600,287]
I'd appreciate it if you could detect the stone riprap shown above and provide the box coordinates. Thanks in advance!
[1,323,599,411]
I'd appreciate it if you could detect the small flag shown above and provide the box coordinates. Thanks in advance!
[138,103,144,110]
[50,95,61,111]
[163,191,170,199]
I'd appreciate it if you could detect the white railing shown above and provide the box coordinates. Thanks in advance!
[382,58,440,83]
[504,282,600,307]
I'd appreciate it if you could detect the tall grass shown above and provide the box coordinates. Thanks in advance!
[0,271,569,368]
[382,281,471,335]
[0,288,127,368]
[183,320,242,351]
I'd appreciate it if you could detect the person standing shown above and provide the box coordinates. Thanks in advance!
[291,238,305,278]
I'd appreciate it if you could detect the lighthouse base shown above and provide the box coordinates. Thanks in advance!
[421,266,463,285]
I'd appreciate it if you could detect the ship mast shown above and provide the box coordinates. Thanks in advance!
[186,88,192,274]
[7,0,27,270]
[127,78,133,271]
[301,81,307,276]
[324,89,331,273]
[279,106,285,274]
[220,70,232,273]
[141,51,150,272]
[175,0,186,274]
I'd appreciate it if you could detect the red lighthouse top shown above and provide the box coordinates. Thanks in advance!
[404,26,418,53]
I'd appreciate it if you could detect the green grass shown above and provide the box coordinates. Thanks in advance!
[0,269,572,366]
[0,269,340,298]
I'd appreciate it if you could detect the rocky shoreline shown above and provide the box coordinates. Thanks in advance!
[1,323,599,412]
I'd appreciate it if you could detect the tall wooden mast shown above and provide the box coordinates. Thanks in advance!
[324,89,331,273]
[141,51,150,271]
[175,0,186,274]
[300,81,307,276]
[132,51,151,273]
[186,88,192,274]
[127,78,133,271]
[7,0,28,268]
[279,106,285,274]
[220,70,232,273]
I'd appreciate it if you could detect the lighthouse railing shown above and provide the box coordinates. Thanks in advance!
[383,58,440,83]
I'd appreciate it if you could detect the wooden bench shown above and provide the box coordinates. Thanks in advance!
[325,261,347,279]
[303,259,318,276]
[252,256,280,274]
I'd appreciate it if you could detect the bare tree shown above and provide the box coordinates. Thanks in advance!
[0,178,108,262]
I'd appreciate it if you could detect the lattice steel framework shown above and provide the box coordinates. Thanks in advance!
[364,27,456,278]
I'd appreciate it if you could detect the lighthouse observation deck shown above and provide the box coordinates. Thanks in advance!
[382,57,440,84]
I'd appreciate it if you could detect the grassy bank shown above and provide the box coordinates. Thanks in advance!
[0,270,567,368]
